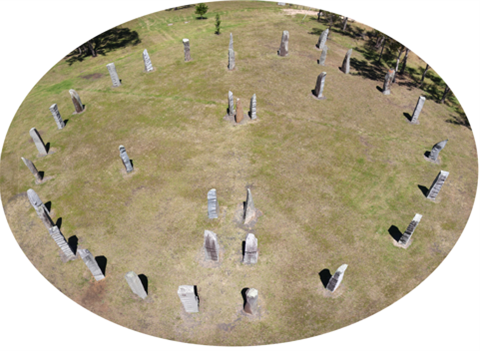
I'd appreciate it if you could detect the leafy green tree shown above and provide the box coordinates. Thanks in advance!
[215,13,221,34]
[195,3,209,19]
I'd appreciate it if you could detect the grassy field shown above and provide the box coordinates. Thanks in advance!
[0,1,477,346]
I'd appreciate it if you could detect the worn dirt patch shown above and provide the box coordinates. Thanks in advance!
[81,73,103,80]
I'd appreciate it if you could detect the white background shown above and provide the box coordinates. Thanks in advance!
[0,1,479,350]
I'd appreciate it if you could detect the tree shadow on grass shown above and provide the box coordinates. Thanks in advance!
[308,27,324,36]
[351,57,385,82]
[447,112,471,130]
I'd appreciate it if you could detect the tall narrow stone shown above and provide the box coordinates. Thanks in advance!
[278,30,289,56]
[398,214,422,247]
[178,285,199,312]
[125,271,147,299]
[183,39,191,62]
[204,230,219,261]
[79,249,105,281]
[317,29,329,50]
[36,205,55,230]
[326,264,348,292]
[143,49,154,72]
[228,48,235,70]
[228,91,235,116]
[243,233,258,264]
[341,49,352,74]
[49,226,76,260]
[410,96,426,123]
[27,188,48,214]
[313,72,327,100]
[49,103,65,129]
[250,94,257,120]
[426,170,449,201]
[69,89,85,114]
[383,69,395,95]
[318,46,328,66]
[119,145,133,173]
[244,188,256,224]
[207,189,219,219]
[243,288,258,315]
[236,98,244,123]
[429,139,448,162]
[29,128,47,156]
[21,157,42,182]
[107,63,121,87]
[229,33,234,51]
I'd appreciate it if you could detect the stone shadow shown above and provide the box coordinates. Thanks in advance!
[319,269,332,288]
[241,288,249,309]
[388,225,402,242]
[138,274,148,295]
[418,185,429,197]
[55,217,62,229]
[44,201,52,212]
[403,112,412,122]
[68,235,78,255]
[95,256,107,276]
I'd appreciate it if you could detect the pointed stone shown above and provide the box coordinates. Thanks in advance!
[177,285,199,313]
[142,49,154,72]
[410,96,426,123]
[341,49,352,74]
[183,39,191,62]
[398,214,422,247]
[49,226,76,260]
[119,145,133,173]
[244,188,256,224]
[21,157,42,182]
[383,69,395,95]
[107,63,121,87]
[326,264,348,292]
[204,230,219,261]
[318,46,328,66]
[69,89,84,114]
[228,91,235,116]
[278,30,289,56]
[250,94,257,120]
[228,48,235,70]
[429,139,448,162]
[49,103,65,129]
[29,128,47,156]
[229,33,233,51]
[79,249,105,281]
[313,72,327,99]
[27,188,48,213]
[125,271,147,299]
[317,29,329,50]
[207,189,219,219]
[426,170,449,201]
[243,233,258,264]
[235,98,244,123]
[243,288,258,315]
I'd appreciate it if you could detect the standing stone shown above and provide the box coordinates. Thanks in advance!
[204,230,219,261]
[317,29,329,50]
[383,69,395,95]
[249,94,257,120]
[49,226,76,260]
[29,128,47,156]
[79,249,105,281]
[228,48,235,70]
[119,145,133,173]
[429,139,448,162]
[183,39,191,62]
[244,188,256,224]
[341,49,352,74]
[243,233,258,264]
[21,157,42,182]
[398,214,422,247]
[69,89,84,114]
[313,72,327,100]
[318,46,328,66]
[228,91,235,116]
[426,170,449,201]
[207,189,219,219]
[143,49,154,72]
[49,103,65,129]
[177,285,199,313]
[236,98,244,123]
[410,96,426,123]
[278,30,289,56]
[27,188,48,214]
[243,288,258,315]
[326,264,348,292]
[229,33,233,51]
[107,63,121,87]
[125,271,147,299]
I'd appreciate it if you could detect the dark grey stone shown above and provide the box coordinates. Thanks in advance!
[313,72,327,99]
[243,288,258,315]
[183,39,191,62]
[398,214,422,247]
[426,170,449,201]
[317,29,329,49]
[318,46,328,66]
[243,233,258,264]
[107,63,121,87]
[79,249,105,281]
[49,226,76,261]
[49,103,65,129]
[125,271,147,299]
[29,128,47,156]
[204,230,219,261]
[119,145,133,173]
[69,89,84,114]
[341,49,352,74]
[429,139,448,161]
[143,49,154,72]
[326,264,348,292]
[278,30,289,56]
[411,96,426,123]
[177,285,199,313]
[21,157,42,182]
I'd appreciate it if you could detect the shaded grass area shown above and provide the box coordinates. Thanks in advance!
[0,1,477,346]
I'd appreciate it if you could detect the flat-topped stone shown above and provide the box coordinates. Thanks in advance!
[142,49,154,72]
[204,230,219,261]
[49,226,76,260]
[278,30,289,56]
[326,264,348,292]
[29,128,47,156]
[177,285,199,313]
[79,249,105,281]
[243,233,258,264]
[69,89,85,114]
[27,188,48,213]
[398,214,422,248]
[244,288,258,315]
[107,63,121,87]
[250,94,257,120]
[410,96,426,124]
[244,188,256,224]
[119,145,133,173]
[207,189,219,219]
[183,39,191,62]
[228,91,235,116]
[125,271,147,299]
[228,48,235,70]
[426,170,449,201]
[22,157,42,182]
[49,103,65,129]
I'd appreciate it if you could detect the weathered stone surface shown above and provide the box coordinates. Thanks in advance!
[229,33,233,51]
[243,233,258,264]
[383,69,395,95]
[250,94,257,120]
[207,189,219,219]
[318,46,328,66]
[204,230,219,261]
[79,249,105,281]
[244,288,258,315]
[49,103,65,129]
[183,39,191,62]
[29,128,47,156]
[398,214,422,247]
[277,2,286,5]
[326,264,348,292]
[341,49,352,74]
[49,226,76,260]
[107,63,121,87]
[317,29,329,49]
[177,285,199,313]
[429,139,448,161]
[426,170,449,201]
[119,145,133,173]
[27,189,53,229]
[278,30,289,56]
[228,91,235,116]
[313,72,327,99]
[69,89,84,114]
[410,96,426,123]
[125,271,147,299]
[143,49,154,72]
[244,188,256,224]
[235,98,244,123]
[21,157,42,182]
[228,48,235,70]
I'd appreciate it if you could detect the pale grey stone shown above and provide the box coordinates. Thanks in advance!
[243,233,258,264]
[27,188,48,213]
[398,214,422,247]
[21,157,42,182]
[69,89,84,114]
[250,94,257,120]
[411,96,426,123]
[29,128,47,156]
[313,72,327,99]
[383,69,395,95]
[228,48,235,70]
[204,230,219,261]
[125,271,147,299]
[119,145,133,173]
[79,249,105,281]
[143,49,154,72]
[277,2,286,5]
[318,46,328,65]
[183,39,191,62]
[244,288,258,315]
[107,63,121,87]
[229,33,233,51]
[429,139,448,161]
[426,170,449,201]
[278,30,289,56]
[228,91,235,116]
[326,264,348,292]
[49,226,76,261]
[49,103,65,129]
[244,188,256,224]
[177,285,199,313]
[207,189,218,219]
[317,29,329,50]
[341,49,352,74]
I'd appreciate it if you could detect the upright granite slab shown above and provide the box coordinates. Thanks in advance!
[383,69,395,95]
[312,72,327,100]
[143,49,154,72]
[396,214,422,248]
[428,139,448,162]
[318,46,328,66]
[27,188,48,213]
[243,233,258,264]
[107,63,121,87]
[228,91,235,116]
[341,49,352,74]
[183,39,191,62]
[27,189,54,230]
[228,48,235,70]
[177,285,199,313]
[204,230,220,261]
[326,264,348,292]
[29,128,47,156]
[426,170,449,201]
[69,89,85,114]
[207,189,219,219]
[243,288,258,315]
[410,96,426,124]
[316,29,329,50]
[49,103,65,129]
[244,188,256,225]
[119,145,133,173]
[249,94,257,120]
[79,249,105,281]
[49,226,76,261]
[278,30,289,56]
[125,271,147,299]
[21,157,42,182]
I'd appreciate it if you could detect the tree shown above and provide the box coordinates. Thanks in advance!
[440,85,451,104]
[399,48,410,74]
[420,64,429,86]
[214,13,221,35]
[323,11,340,39]
[195,3,209,19]
[342,17,348,31]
